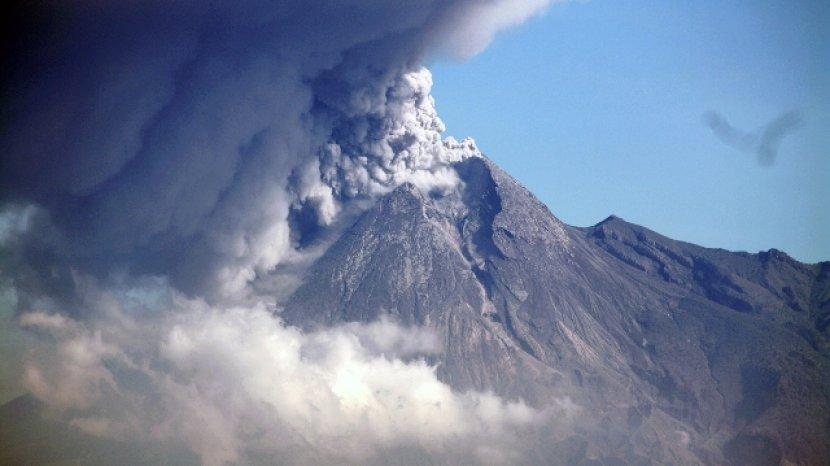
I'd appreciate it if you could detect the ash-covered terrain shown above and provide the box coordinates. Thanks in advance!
[282,156,830,465]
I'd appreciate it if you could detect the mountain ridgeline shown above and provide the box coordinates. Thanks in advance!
[1,156,827,465]
[282,156,830,465]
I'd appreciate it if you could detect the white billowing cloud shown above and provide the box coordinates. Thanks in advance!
[20,298,546,465]
[338,315,442,357]
[318,68,477,200]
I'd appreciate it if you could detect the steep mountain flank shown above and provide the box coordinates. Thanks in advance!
[282,156,830,465]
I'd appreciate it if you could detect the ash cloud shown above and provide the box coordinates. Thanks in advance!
[0,0,564,462]
[0,0,554,305]
[702,110,803,166]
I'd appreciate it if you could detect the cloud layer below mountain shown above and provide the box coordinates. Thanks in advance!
[21,294,552,465]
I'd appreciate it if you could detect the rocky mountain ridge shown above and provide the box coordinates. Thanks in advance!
[2,155,827,465]
[282,156,830,465]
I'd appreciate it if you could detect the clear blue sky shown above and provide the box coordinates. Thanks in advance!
[430,0,829,263]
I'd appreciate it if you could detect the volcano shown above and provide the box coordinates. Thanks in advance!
[281,156,830,465]
[1,156,828,466]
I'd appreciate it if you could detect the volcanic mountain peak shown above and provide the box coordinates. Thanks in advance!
[282,155,830,465]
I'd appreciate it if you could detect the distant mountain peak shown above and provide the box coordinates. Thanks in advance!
[599,214,624,224]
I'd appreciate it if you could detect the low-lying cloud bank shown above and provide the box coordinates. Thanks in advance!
[20,295,551,465]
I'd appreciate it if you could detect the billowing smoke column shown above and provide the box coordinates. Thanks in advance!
[0,0,560,463]
[0,0,548,306]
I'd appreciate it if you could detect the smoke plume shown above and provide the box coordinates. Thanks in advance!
[0,0,564,463]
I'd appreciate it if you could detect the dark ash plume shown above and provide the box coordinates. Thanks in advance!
[0,0,551,306]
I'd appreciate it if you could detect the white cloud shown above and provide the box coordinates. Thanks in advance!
[20,295,547,464]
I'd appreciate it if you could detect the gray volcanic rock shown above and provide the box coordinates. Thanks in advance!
[282,156,830,465]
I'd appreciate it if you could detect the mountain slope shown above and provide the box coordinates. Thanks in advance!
[0,395,198,465]
[282,156,830,465]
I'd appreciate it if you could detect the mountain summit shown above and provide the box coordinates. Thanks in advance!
[282,156,830,465]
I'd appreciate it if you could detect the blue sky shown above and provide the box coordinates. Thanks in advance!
[430,0,829,263]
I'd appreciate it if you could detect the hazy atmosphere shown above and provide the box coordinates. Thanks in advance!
[1,1,827,465]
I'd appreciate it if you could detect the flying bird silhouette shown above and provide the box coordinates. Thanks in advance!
[703,110,802,166]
